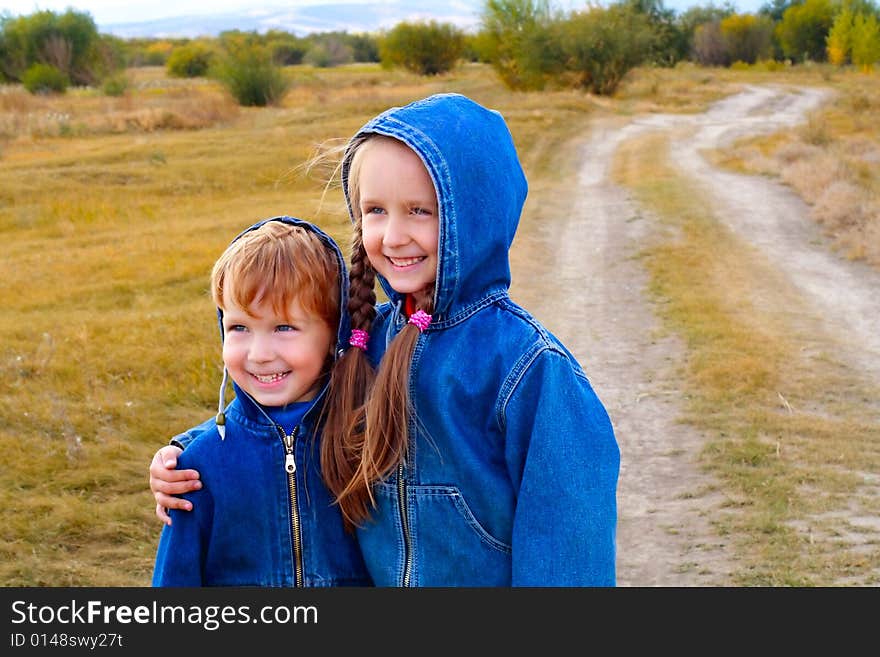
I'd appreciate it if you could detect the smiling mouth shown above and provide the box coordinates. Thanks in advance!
[251,371,289,384]
[387,255,425,268]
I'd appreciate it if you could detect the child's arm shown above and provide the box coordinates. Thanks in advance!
[504,349,620,586]
[150,445,201,525]
[150,418,215,523]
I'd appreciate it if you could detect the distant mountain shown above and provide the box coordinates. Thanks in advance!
[100,1,484,38]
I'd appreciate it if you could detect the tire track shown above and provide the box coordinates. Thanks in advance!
[512,84,879,585]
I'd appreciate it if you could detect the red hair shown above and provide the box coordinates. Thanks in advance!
[212,220,340,340]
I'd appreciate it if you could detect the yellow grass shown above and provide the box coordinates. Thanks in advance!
[1,62,876,585]
[703,67,880,267]
[0,63,609,585]
[612,132,880,585]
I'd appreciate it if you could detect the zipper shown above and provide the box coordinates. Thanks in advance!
[393,297,414,586]
[278,424,304,587]
[398,460,413,586]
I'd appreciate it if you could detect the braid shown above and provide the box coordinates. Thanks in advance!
[347,226,376,333]
[319,225,378,531]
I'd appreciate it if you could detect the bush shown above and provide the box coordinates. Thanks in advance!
[619,0,687,66]
[212,47,290,106]
[303,36,353,68]
[121,39,174,67]
[101,73,129,96]
[827,8,853,65]
[349,33,380,63]
[143,40,174,66]
[480,0,563,91]
[559,4,657,95]
[380,20,464,75]
[22,63,69,94]
[270,41,308,66]
[851,12,880,71]
[167,42,214,78]
[0,8,111,85]
[694,20,729,66]
[678,4,736,62]
[776,0,836,62]
[720,13,774,65]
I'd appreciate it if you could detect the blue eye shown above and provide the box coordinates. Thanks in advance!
[227,324,247,332]
[277,325,296,332]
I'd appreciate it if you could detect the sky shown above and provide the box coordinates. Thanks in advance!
[0,0,766,30]
[1,1,283,23]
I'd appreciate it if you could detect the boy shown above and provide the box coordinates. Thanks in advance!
[152,216,370,586]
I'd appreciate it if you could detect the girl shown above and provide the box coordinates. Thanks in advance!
[152,94,620,586]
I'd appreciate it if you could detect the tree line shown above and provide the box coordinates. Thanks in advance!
[1,0,878,102]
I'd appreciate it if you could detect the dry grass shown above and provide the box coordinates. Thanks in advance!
[614,62,740,114]
[0,68,240,141]
[612,132,880,586]
[705,67,880,267]
[1,61,875,586]
[0,62,608,586]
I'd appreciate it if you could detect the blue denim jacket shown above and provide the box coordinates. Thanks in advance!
[152,216,371,587]
[342,94,620,586]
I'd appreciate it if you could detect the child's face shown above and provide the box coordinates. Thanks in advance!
[358,138,439,296]
[221,290,334,407]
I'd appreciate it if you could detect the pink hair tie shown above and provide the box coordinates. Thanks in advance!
[408,310,432,333]
[349,329,369,351]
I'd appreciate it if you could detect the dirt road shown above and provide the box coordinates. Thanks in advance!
[510,84,880,586]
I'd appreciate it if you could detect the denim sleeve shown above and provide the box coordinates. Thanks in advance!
[151,486,212,586]
[169,416,217,450]
[502,348,620,586]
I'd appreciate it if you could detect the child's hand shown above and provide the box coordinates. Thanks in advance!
[150,445,201,526]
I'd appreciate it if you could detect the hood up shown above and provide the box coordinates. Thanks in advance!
[342,93,528,319]
[214,215,350,437]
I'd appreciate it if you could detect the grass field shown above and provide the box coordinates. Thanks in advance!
[0,61,876,585]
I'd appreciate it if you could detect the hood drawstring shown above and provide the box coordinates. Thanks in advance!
[216,368,229,440]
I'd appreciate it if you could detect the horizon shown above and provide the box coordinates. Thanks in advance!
[2,0,768,38]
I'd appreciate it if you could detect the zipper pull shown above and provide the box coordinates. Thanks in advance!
[279,425,299,474]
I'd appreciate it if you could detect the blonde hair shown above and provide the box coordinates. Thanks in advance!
[321,135,435,531]
[211,220,340,339]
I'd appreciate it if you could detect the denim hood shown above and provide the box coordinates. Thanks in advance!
[342,93,528,319]
[215,215,350,426]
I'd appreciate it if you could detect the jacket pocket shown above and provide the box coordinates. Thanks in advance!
[359,482,513,586]
[409,485,511,586]
[418,485,511,554]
